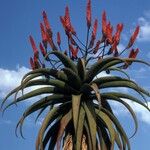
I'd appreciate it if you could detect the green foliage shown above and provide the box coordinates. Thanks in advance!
[1,51,150,150]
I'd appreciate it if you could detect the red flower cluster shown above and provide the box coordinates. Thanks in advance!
[86,0,91,28]
[127,26,140,48]
[29,0,140,70]
[60,6,76,35]
[123,48,139,69]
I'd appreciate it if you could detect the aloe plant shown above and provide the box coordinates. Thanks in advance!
[1,0,150,150]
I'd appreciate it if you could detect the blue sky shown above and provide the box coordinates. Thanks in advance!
[0,0,150,149]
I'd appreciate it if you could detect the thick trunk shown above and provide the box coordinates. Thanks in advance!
[63,134,87,150]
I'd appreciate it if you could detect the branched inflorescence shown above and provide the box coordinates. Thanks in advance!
[29,0,139,71]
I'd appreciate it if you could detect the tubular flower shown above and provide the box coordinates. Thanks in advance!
[40,23,48,49]
[126,26,140,49]
[42,11,52,36]
[33,55,41,69]
[113,23,123,44]
[57,32,61,46]
[106,22,113,44]
[29,35,39,58]
[108,23,123,55]
[65,6,71,32]
[108,43,117,55]
[123,48,139,69]
[86,0,91,28]
[40,23,47,42]
[92,19,98,39]
[102,11,107,35]
[46,32,57,50]
[29,57,35,70]
[69,45,79,59]
[129,48,139,58]
[60,7,76,35]
[39,43,47,57]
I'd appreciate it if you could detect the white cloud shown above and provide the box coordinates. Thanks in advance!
[0,66,52,107]
[137,11,150,42]
[0,66,30,98]
[118,43,125,52]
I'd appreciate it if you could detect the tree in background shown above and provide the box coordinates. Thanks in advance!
[1,0,150,149]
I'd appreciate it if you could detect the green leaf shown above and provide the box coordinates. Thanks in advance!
[101,108,131,150]
[84,120,92,150]
[21,69,68,86]
[72,94,82,133]
[77,58,86,81]
[42,118,61,149]
[100,94,138,138]
[90,83,101,108]
[46,51,78,74]
[115,131,123,150]
[35,107,47,123]
[56,109,72,149]
[85,57,123,82]
[93,76,130,85]
[21,78,79,95]
[83,102,97,149]
[21,68,57,83]
[36,107,59,150]
[36,102,71,150]
[76,106,85,150]
[96,110,115,149]
[108,67,130,79]
[101,92,150,111]
[1,85,20,109]
[97,127,110,150]
[16,97,69,139]
[99,80,150,97]
[2,87,56,113]
[63,67,81,89]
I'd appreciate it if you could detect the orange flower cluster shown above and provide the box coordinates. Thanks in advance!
[29,0,140,70]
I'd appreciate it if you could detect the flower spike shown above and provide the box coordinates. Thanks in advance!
[102,11,107,35]
[69,45,79,59]
[129,48,139,58]
[40,23,47,42]
[29,35,39,58]
[126,26,140,49]
[39,43,47,57]
[34,55,41,68]
[123,48,139,69]
[106,22,113,44]
[92,19,98,39]
[42,11,52,36]
[65,6,71,32]
[86,0,91,28]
